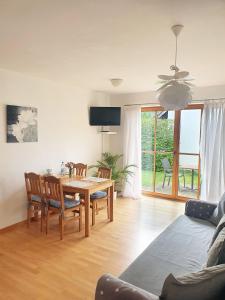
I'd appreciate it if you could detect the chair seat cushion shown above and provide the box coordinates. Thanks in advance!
[49,198,80,209]
[31,195,41,202]
[90,191,107,200]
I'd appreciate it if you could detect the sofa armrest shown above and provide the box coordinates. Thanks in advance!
[185,199,217,220]
[95,274,159,300]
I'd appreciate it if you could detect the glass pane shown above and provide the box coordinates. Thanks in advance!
[141,111,155,191]
[141,111,155,151]
[178,154,199,199]
[155,153,173,195]
[142,152,154,191]
[180,109,201,153]
[156,111,174,152]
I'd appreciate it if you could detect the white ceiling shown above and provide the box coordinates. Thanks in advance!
[0,0,225,93]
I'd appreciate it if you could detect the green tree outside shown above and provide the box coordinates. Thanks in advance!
[141,112,174,172]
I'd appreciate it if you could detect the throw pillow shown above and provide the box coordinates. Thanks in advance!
[207,227,225,267]
[209,214,225,249]
[210,192,225,225]
[96,274,159,300]
[160,264,225,300]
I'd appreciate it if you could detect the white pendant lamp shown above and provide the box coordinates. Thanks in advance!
[156,25,194,110]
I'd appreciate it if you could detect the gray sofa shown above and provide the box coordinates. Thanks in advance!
[95,200,218,300]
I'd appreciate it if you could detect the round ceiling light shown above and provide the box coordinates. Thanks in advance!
[158,82,192,110]
[110,78,123,87]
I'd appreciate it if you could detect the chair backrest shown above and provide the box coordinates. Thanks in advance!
[44,176,64,208]
[97,167,112,179]
[73,163,87,176]
[161,158,172,172]
[24,172,43,201]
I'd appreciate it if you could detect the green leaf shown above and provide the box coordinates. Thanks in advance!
[90,152,137,189]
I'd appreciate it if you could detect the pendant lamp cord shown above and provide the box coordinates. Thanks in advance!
[174,35,178,69]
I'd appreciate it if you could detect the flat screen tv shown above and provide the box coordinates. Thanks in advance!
[89,107,121,126]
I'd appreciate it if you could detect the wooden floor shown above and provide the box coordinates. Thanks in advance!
[0,196,184,300]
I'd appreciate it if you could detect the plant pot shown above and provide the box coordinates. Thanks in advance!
[113,191,117,200]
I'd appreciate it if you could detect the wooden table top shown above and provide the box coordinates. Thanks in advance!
[41,174,114,193]
[60,175,114,194]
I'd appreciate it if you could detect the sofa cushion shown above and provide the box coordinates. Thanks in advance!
[207,228,225,267]
[185,200,217,220]
[210,192,225,225]
[209,214,225,248]
[160,264,225,300]
[95,274,159,300]
[120,215,215,296]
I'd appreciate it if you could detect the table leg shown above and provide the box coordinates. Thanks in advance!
[191,169,194,190]
[109,183,114,222]
[85,190,90,237]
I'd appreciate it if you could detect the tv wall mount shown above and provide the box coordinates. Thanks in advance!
[99,126,117,135]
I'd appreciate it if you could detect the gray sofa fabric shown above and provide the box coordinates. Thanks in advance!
[210,192,225,225]
[210,215,225,248]
[120,215,215,296]
[95,274,159,300]
[185,199,217,220]
[160,264,225,300]
[207,228,225,267]
[95,200,220,300]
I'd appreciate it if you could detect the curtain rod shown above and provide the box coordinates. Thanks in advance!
[123,97,225,107]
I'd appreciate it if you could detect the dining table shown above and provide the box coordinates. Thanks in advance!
[180,164,198,190]
[61,175,114,237]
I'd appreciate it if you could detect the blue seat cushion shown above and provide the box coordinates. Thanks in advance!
[31,195,41,202]
[49,198,80,209]
[90,190,107,200]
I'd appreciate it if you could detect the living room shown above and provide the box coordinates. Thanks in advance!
[0,1,225,299]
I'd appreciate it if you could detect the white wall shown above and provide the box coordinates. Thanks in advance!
[109,84,225,155]
[0,69,109,229]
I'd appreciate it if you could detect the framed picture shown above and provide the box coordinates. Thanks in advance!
[7,105,38,143]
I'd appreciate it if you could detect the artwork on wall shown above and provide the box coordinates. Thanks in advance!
[7,105,38,143]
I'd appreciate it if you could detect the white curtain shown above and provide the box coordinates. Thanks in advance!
[200,101,225,202]
[123,106,142,199]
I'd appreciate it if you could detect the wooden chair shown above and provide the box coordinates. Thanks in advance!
[90,167,112,225]
[72,163,87,176]
[24,172,44,231]
[44,176,82,240]
[64,163,87,199]
[161,158,185,189]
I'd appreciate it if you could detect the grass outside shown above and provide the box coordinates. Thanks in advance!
[142,169,199,198]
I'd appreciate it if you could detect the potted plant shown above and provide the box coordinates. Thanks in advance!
[89,152,136,199]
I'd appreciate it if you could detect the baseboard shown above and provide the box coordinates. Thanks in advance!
[142,191,187,202]
[0,220,27,233]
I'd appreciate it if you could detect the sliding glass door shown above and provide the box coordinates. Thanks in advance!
[177,108,202,199]
[141,105,203,200]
